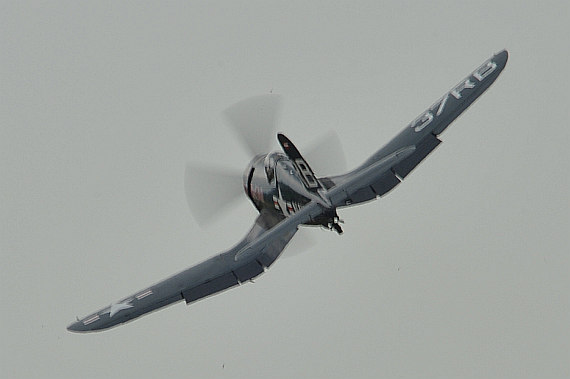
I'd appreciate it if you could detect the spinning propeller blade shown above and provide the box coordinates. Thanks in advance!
[223,94,282,157]
[184,164,243,225]
[303,131,347,176]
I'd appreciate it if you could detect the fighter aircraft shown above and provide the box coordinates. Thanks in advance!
[67,50,508,332]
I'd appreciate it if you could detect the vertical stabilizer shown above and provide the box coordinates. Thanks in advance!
[277,133,322,192]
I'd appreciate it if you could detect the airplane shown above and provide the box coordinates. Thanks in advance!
[67,50,508,332]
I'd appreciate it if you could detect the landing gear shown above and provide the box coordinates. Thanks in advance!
[325,216,344,235]
[315,210,344,234]
[331,222,343,235]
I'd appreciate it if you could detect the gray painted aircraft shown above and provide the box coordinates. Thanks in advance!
[68,50,508,333]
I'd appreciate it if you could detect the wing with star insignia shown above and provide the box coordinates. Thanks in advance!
[67,209,303,332]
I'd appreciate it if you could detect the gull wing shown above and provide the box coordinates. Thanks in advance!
[67,209,301,333]
[322,50,508,207]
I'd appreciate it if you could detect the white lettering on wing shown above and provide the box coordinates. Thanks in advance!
[410,58,497,133]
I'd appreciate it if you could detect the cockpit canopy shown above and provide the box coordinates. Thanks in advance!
[263,152,286,182]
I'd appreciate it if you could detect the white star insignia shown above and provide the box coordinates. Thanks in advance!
[106,300,134,318]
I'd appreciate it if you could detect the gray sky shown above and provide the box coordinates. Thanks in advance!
[2,1,569,378]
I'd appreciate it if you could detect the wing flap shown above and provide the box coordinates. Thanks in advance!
[326,146,416,207]
[392,133,442,178]
[233,260,265,282]
[181,259,267,304]
[182,272,239,304]
[370,171,401,197]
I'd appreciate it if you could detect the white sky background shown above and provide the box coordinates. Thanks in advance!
[2,1,569,378]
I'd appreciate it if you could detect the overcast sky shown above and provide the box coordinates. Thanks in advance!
[2,1,569,378]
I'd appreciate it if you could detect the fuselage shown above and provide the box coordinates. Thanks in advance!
[242,151,341,232]
[243,152,312,217]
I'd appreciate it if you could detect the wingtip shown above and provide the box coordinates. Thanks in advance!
[66,321,83,333]
[495,49,509,67]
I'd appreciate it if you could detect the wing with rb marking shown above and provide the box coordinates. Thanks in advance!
[321,50,508,206]
[67,209,297,333]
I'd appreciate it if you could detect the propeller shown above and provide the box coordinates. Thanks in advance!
[303,130,347,176]
[223,94,282,157]
[184,165,244,226]
[185,94,281,226]
[184,95,347,226]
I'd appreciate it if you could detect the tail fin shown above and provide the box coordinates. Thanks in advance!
[277,133,322,192]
